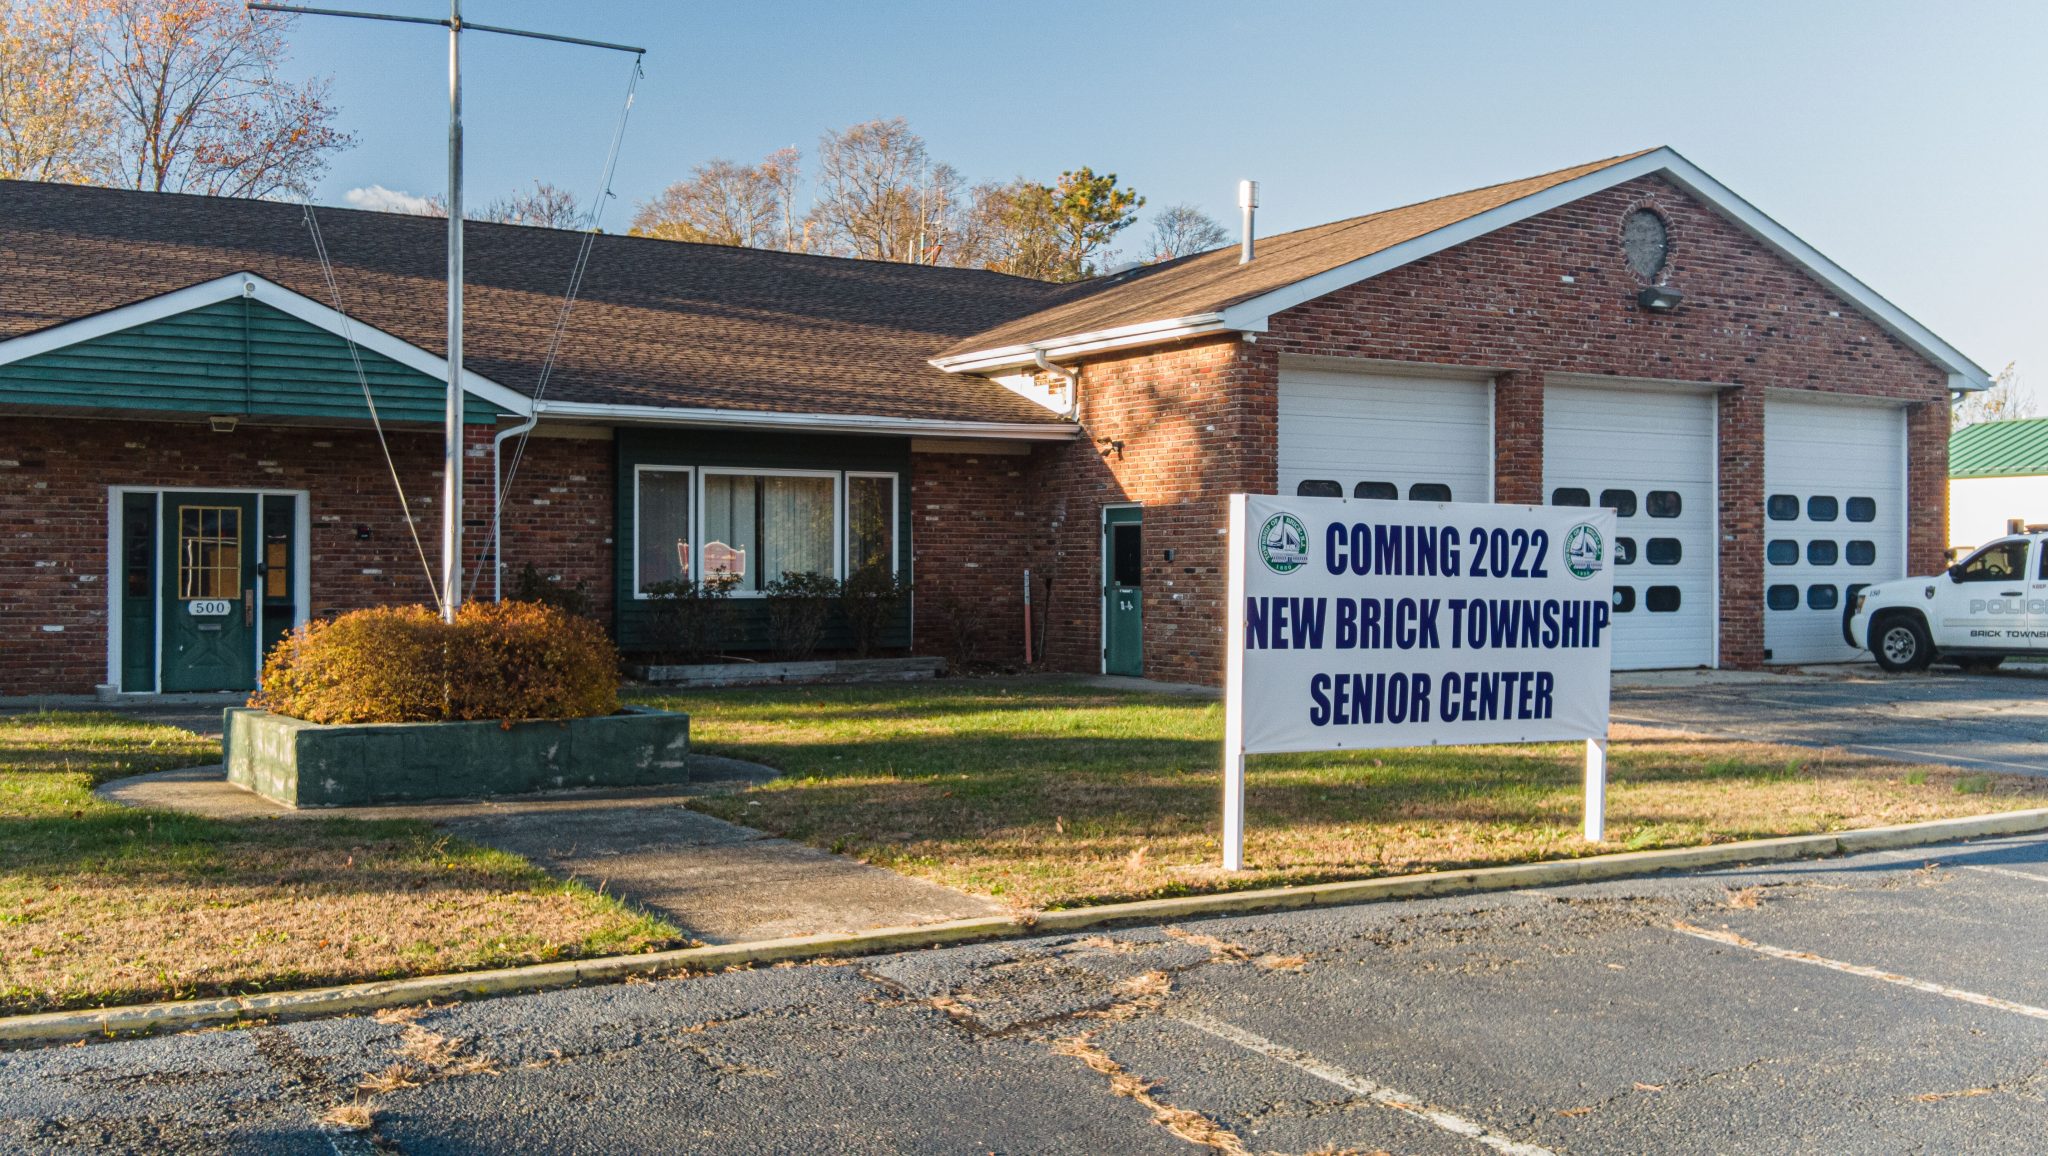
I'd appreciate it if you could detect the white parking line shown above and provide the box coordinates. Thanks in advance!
[1674,923,2048,1023]
[1174,1012,1558,1156]
[1866,847,2048,887]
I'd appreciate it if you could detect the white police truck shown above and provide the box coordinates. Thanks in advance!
[1845,532,2048,672]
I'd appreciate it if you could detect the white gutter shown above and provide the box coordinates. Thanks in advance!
[530,399,1078,440]
[1031,350,1081,420]
[930,312,1230,375]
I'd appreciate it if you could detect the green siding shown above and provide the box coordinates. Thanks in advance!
[613,428,915,654]
[0,298,509,424]
[1951,417,2048,479]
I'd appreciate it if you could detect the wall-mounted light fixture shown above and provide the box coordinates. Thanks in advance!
[208,415,239,433]
[1096,437,1124,460]
[1636,286,1683,313]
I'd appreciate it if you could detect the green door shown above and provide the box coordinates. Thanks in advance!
[160,493,260,692]
[1104,506,1143,676]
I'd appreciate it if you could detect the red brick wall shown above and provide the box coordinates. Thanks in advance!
[1011,173,1953,682]
[907,445,1040,666]
[0,416,610,696]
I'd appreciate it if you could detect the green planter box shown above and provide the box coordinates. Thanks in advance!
[223,706,691,808]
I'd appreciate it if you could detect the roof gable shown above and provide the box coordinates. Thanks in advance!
[1952,418,2048,478]
[934,148,1990,391]
[0,271,528,419]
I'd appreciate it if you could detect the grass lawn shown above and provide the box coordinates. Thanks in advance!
[648,679,2048,911]
[0,712,679,1016]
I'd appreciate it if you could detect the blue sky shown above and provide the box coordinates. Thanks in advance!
[281,0,2042,401]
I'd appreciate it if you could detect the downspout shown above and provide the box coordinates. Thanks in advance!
[490,413,538,601]
[1032,349,1082,424]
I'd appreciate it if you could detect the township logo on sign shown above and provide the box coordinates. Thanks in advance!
[1258,512,1309,574]
[1563,523,1606,579]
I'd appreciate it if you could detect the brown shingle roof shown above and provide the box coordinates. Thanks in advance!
[936,149,1658,362]
[0,179,1082,426]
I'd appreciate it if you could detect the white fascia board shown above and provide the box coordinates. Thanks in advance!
[1222,147,1993,389]
[928,313,1229,374]
[0,272,536,415]
[531,399,1078,441]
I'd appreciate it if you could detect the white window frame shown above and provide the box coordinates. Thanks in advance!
[697,466,844,598]
[630,464,695,600]
[844,470,901,577]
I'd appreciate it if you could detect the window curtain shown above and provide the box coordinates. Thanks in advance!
[636,471,692,593]
[758,475,834,583]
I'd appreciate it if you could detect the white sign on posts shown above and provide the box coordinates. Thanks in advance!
[1222,493,1616,870]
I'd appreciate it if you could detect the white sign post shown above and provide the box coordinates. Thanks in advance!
[1222,493,1616,869]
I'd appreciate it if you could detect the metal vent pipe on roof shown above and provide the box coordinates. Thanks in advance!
[1238,180,1259,264]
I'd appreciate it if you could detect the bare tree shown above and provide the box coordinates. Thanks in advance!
[81,0,352,199]
[1954,361,2035,429]
[0,0,110,182]
[480,180,582,228]
[1147,203,1228,262]
[812,117,963,262]
[632,149,799,248]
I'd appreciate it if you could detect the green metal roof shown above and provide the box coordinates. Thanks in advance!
[1951,417,2048,478]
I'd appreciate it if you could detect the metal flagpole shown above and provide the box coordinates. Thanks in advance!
[442,0,463,622]
[245,4,644,623]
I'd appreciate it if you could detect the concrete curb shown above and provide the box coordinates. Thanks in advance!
[9,806,2047,1047]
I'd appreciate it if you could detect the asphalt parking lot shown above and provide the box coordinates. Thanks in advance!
[1614,666,2048,776]
[9,830,2048,1155]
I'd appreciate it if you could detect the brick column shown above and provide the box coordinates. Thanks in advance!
[1717,385,1765,667]
[1905,400,1951,573]
[1492,368,1544,504]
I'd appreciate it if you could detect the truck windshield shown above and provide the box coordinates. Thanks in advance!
[1955,539,2029,582]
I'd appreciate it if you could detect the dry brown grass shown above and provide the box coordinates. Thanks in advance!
[0,712,679,1015]
[666,682,2048,911]
[1051,1032,1247,1153]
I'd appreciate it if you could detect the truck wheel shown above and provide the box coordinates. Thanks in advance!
[1873,614,1934,673]
[1956,656,2005,673]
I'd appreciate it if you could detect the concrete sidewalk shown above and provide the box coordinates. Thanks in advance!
[97,761,1003,945]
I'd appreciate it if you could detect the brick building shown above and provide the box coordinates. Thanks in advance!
[0,148,1988,696]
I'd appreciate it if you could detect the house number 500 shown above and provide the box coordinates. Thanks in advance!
[187,599,233,617]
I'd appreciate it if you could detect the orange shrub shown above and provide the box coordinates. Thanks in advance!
[252,602,621,724]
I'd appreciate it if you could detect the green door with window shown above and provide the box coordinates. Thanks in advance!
[1104,506,1143,676]
[160,493,260,692]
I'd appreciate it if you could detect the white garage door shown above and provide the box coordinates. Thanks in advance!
[1763,395,1907,664]
[1545,383,1717,670]
[1277,366,1492,505]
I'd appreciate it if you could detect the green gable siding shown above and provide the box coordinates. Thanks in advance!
[613,428,914,655]
[1951,417,2048,479]
[0,298,509,424]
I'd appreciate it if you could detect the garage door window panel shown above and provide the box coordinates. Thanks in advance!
[1551,487,1591,507]
[1600,489,1637,517]
[1408,483,1453,502]
[1845,540,1875,566]
[1807,540,1838,566]
[1767,585,1798,611]
[1767,540,1798,566]
[1846,497,1877,523]
[1807,496,1839,522]
[1354,481,1398,500]
[1613,586,1636,612]
[1615,537,1637,565]
[1767,495,1799,521]
[1296,480,1342,498]
[1646,491,1682,518]
[1807,585,1838,610]
[1645,586,1681,612]
[1646,538,1682,565]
